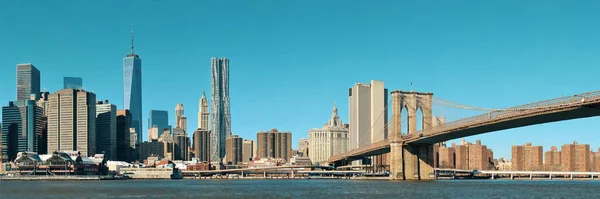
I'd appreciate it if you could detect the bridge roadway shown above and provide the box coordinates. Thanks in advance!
[330,91,600,164]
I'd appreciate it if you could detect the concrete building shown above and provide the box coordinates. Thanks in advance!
[123,28,143,145]
[2,100,43,162]
[308,103,349,164]
[129,128,137,149]
[116,110,131,161]
[96,100,117,160]
[193,128,211,162]
[257,129,292,161]
[198,91,209,130]
[348,80,387,165]
[225,135,242,165]
[148,110,170,138]
[211,57,232,162]
[175,103,187,133]
[148,125,159,141]
[16,63,41,101]
[242,139,255,162]
[63,77,83,89]
[544,146,561,171]
[511,142,543,171]
[47,89,97,157]
[298,138,308,157]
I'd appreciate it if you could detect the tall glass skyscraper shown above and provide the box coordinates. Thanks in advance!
[16,63,40,101]
[63,77,83,89]
[148,110,170,138]
[210,57,231,162]
[2,100,43,162]
[123,27,143,145]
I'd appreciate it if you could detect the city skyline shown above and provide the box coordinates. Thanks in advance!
[2,1,600,159]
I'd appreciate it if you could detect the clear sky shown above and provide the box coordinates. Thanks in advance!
[1,0,599,159]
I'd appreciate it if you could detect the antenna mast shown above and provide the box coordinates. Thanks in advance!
[131,24,135,54]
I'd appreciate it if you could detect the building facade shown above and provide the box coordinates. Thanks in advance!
[96,100,117,160]
[348,80,387,165]
[544,146,561,171]
[242,139,255,162]
[116,110,131,161]
[511,142,543,171]
[308,103,349,164]
[198,91,209,130]
[16,63,41,101]
[175,103,186,132]
[148,110,170,139]
[193,129,211,162]
[63,77,83,89]
[298,138,308,157]
[2,100,43,162]
[210,57,231,162]
[225,135,242,165]
[452,139,494,170]
[47,89,97,157]
[256,129,292,161]
[123,30,142,145]
[437,145,455,169]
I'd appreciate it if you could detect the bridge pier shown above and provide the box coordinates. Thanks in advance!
[390,143,434,180]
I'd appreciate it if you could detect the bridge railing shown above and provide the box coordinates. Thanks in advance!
[404,91,600,139]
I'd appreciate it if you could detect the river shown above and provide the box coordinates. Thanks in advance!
[0,179,599,198]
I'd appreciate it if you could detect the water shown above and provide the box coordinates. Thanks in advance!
[1,179,599,198]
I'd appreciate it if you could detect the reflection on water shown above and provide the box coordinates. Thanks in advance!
[0,179,599,199]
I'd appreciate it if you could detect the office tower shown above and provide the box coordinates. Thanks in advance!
[193,128,211,162]
[139,141,165,161]
[63,77,83,89]
[148,125,159,141]
[116,110,131,161]
[242,139,255,162]
[96,100,117,160]
[348,80,387,150]
[36,92,50,155]
[148,110,169,138]
[225,135,242,165]
[256,129,292,161]
[511,142,543,171]
[198,91,209,130]
[175,103,184,129]
[175,135,190,161]
[16,63,41,101]
[47,89,96,156]
[123,26,142,145]
[210,57,231,162]
[298,138,308,157]
[2,100,43,161]
[37,92,50,116]
[129,128,137,149]
[308,103,349,164]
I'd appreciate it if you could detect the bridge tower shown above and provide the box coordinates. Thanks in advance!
[390,90,435,180]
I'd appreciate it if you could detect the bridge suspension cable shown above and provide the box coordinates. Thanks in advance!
[432,93,594,112]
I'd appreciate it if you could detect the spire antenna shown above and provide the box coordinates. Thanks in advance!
[131,24,135,54]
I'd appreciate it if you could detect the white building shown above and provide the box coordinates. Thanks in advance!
[308,103,349,165]
[348,80,387,150]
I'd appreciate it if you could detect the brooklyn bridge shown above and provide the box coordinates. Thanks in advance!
[329,90,600,180]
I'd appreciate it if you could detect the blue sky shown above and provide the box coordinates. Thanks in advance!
[1,0,599,159]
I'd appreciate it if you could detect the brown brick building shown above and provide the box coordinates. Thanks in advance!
[257,129,292,161]
[511,143,543,171]
[544,146,561,171]
[225,135,243,165]
[561,141,590,172]
[439,139,493,170]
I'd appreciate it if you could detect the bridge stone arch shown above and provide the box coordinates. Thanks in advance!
[391,91,433,142]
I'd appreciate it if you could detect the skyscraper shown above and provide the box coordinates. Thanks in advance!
[198,91,209,130]
[116,109,131,161]
[96,100,117,160]
[242,139,255,162]
[16,63,41,101]
[47,89,97,156]
[123,26,142,145]
[256,129,292,161]
[210,58,231,162]
[63,77,83,89]
[2,100,43,162]
[193,128,211,162]
[148,110,169,138]
[175,103,184,128]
